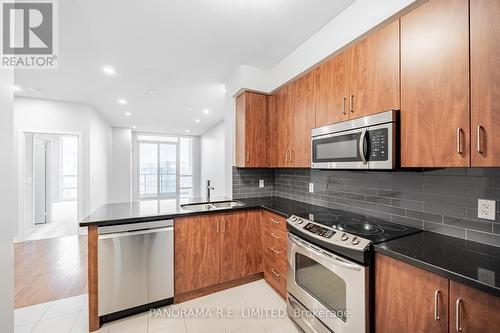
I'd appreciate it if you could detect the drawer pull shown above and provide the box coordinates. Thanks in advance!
[271,219,281,225]
[456,298,463,332]
[270,247,280,255]
[434,290,440,320]
[271,268,280,277]
[271,233,281,239]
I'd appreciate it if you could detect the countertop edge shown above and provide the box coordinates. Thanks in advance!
[373,245,500,299]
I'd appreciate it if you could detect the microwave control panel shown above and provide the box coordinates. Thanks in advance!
[367,128,388,161]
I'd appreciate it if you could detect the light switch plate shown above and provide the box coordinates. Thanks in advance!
[259,179,264,188]
[478,199,496,221]
[309,183,314,193]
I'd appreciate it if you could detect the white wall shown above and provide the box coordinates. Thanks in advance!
[224,0,418,197]
[200,121,226,199]
[0,69,14,333]
[109,128,132,203]
[14,97,112,239]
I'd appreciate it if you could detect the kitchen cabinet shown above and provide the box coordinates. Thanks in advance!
[375,253,449,333]
[261,210,287,298]
[470,0,500,166]
[376,253,500,333]
[174,211,262,295]
[313,20,399,128]
[269,72,315,168]
[235,91,269,167]
[348,19,400,118]
[449,280,500,333]
[314,51,350,127]
[220,210,262,282]
[174,214,221,294]
[400,0,470,167]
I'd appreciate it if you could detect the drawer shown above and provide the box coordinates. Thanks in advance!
[263,242,286,263]
[264,260,287,298]
[263,226,287,248]
[262,211,287,233]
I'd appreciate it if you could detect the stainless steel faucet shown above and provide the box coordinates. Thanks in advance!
[206,180,214,202]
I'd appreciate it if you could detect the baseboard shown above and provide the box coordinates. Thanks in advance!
[174,272,264,304]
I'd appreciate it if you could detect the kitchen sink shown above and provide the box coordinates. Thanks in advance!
[181,200,245,211]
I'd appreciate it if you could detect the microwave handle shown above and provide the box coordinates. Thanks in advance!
[359,128,367,165]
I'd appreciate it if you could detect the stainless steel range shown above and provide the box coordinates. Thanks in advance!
[286,210,421,333]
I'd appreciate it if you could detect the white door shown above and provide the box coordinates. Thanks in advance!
[33,137,48,224]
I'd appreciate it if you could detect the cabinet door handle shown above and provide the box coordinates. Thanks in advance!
[270,247,280,255]
[434,290,440,320]
[342,97,346,115]
[222,219,226,233]
[456,298,463,332]
[350,95,354,113]
[271,233,281,239]
[477,125,483,153]
[271,268,280,277]
[246,151,250,162]
[456,128,463,154]
[216,220,219,233]
[285,149,289,162]
[290,149,294,163]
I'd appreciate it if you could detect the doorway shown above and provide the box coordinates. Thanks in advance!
[24,133,80,241]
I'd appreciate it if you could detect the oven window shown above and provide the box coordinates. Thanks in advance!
[295,253,347,322]
[312,133,360,163]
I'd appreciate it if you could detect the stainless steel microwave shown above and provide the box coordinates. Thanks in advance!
[311,110,398,169]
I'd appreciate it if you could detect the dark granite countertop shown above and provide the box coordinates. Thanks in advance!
[79,196,324,227]
[374,231,500,298]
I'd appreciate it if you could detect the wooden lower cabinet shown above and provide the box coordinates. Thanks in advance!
[261,211,288,298]
[449,281,500,333]
[375,253,448,333]
[220,211,262,282]
[376,253,500,333]
[175,210,284,297]
[174,214,221,294]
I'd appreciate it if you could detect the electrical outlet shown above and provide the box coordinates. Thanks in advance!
[259,179,264,188]
[478,199,496,221]
[309,183,314,193]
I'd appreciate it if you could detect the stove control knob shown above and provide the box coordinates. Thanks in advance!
[340,233,349,241]
[297,219,303,225]
[352,237,360,245]
[290,216,298,223]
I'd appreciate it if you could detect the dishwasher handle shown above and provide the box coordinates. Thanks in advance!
[98,226,172,240]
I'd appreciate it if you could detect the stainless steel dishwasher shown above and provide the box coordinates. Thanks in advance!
[98,220,174,322]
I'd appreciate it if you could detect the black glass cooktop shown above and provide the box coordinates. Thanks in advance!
[294,209,421,244]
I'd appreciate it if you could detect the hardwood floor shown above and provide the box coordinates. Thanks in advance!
[15,235,87,308]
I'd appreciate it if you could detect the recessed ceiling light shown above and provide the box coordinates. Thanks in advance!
[185,129,190,133]
[132,126,137,129]
[203,109,210,115]
[195,118,200,123]
[29,87,41,93]
[147,90,155,95]
[118,98,127,105]
[13,85,23,92]
[124,112,132,116]
[102,66,116,76]
[186,108,193,111]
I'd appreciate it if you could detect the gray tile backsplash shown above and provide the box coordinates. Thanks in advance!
[233,167,500,247]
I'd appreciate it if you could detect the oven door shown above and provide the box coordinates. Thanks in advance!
[287,234,368,333]
[311,127,369,169]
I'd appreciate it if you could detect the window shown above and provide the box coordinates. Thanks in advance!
[137,135,194,199]
[60,136,78,200]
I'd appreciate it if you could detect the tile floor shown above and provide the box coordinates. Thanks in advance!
[14,279,303,333]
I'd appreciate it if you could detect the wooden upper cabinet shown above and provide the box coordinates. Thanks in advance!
[235,91,268,168]
[375,254,449,333]
[470,0,500,166]
[349,19,400,118]
[314,51,350,127]
[270,84,292,167]
[174,214,221,294]
[290,71,315,167]
[400,0,470,167]
[220,211,262,283]
[449,280,500,333]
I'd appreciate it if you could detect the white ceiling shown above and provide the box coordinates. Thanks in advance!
[14,0,355,135]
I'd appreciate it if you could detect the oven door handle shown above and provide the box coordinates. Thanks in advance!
[359,128,367,165]
[288,297,321,333]
[289,234,362,271]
